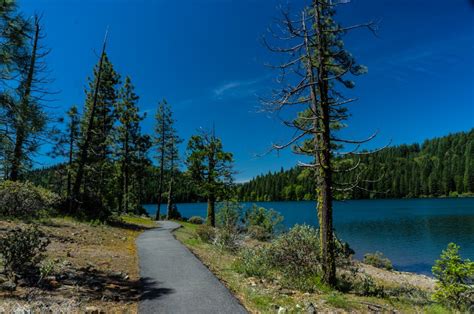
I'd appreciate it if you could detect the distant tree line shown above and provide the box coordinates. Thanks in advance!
[238,130,474,201]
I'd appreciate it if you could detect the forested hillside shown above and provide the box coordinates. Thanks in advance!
[238,129,474,201]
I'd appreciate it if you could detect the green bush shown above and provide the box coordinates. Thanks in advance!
[432,243,474,310]
[0,225,50,281]
[234,246,270,278]
[214,227,240,252]
[216,201,242,231]
[247,225,270,241]
[0,181,60,218]
[352,275,385,297]
[195,224,215,243]
[244,204,283,238]
[188,216,204,225]
[266,225,321,279]
[363,251,393,270]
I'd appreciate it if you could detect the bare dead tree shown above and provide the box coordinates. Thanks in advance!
[263,0,385,286]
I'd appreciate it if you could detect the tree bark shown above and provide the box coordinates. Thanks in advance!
[9,19,39,181]
[206,195,215,227]
[155,115,166,220]
[314,1,336,286]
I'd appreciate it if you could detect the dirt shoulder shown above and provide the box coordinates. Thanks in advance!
[0,215,155,313]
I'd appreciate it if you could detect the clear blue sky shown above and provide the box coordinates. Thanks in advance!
[21,0,474,182]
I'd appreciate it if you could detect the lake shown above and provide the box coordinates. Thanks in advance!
[143,198,474,275]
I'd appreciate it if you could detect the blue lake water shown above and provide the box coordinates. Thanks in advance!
[143,198,474,275]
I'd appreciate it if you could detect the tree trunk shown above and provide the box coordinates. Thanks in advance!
[67,123,74,212]
[71,31,108,213]
[314,1,336,286]
[9,19,39,181]
[155,115,166,220]
[206,195,215,227]
[124,132,129,213]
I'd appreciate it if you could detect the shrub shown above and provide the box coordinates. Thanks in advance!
[247,225,270,241]
[195,225,215,243]
[0,225,50,281]
[363,251,393,270]
[167,204,182,220]
[216,201,242,231]
[244,204,283,237]
[213,227,240,252]
[432,243,474,310]
[188,216,204,225]
[0,181,60,218]
[234,246,270,278]
[352,275,385,297]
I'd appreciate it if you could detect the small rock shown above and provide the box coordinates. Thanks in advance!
[45,275,56,281]
[110,271,122,278]
[306,302,317,314]
[121,237,127,241]
[85,306,104,314]
[123,274,129,280]
[0,281,16,291]
[277,307,287,314]
[279,288,293,295]
[49,279,60,288]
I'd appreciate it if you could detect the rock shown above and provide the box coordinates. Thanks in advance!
[121,237,127,241]
[306,302,317,314]
[277,307,287,314]
[279,288,293,295]
[49,279,60,288]
[123,274,129,280]
[0,281,16,291]
[45,275,56,281]
[110,271,123,278]
[85,306,104,314]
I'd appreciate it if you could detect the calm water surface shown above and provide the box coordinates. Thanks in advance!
[143,198,474,275]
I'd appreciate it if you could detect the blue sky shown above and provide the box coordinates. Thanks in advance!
[21,0,474,181]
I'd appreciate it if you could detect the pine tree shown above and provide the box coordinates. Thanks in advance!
[186,128,234,226]
[263,0,378,285]
[115,76,145,213]
[153,100,180,220]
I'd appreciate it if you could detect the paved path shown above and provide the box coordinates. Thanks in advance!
[137,221,247,314]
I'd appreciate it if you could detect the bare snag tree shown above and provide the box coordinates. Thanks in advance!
[264,0,383,286]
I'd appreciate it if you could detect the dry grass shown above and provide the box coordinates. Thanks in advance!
[0,215,156,313]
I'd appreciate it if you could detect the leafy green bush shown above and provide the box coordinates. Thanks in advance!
[188,216,204,225]
[352,275,385,297]
[195,224,215,243]
[244,204,283,238]
[247,225,270,241]
[432,243,474,310]
[363,251,393,270]
[216,201,242,231]
[0,181,60,218]
[265,225,321,279]
[234,246,270,278]
[0,225,50,281]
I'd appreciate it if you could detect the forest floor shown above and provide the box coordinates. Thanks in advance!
[0,215,156,313]
[173,221,449,314]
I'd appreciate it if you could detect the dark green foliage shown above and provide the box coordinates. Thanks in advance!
[244,204,283,238]
[238,130,474,201]
[363,252,393,270]
[0,180,59,218]
[195,224,215,243]
[0,225,50,281]
[432,243,474,310]
[247,225,270,241]
[215,201,241,231]
[188,216,204,224]
[186,130,234,226]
